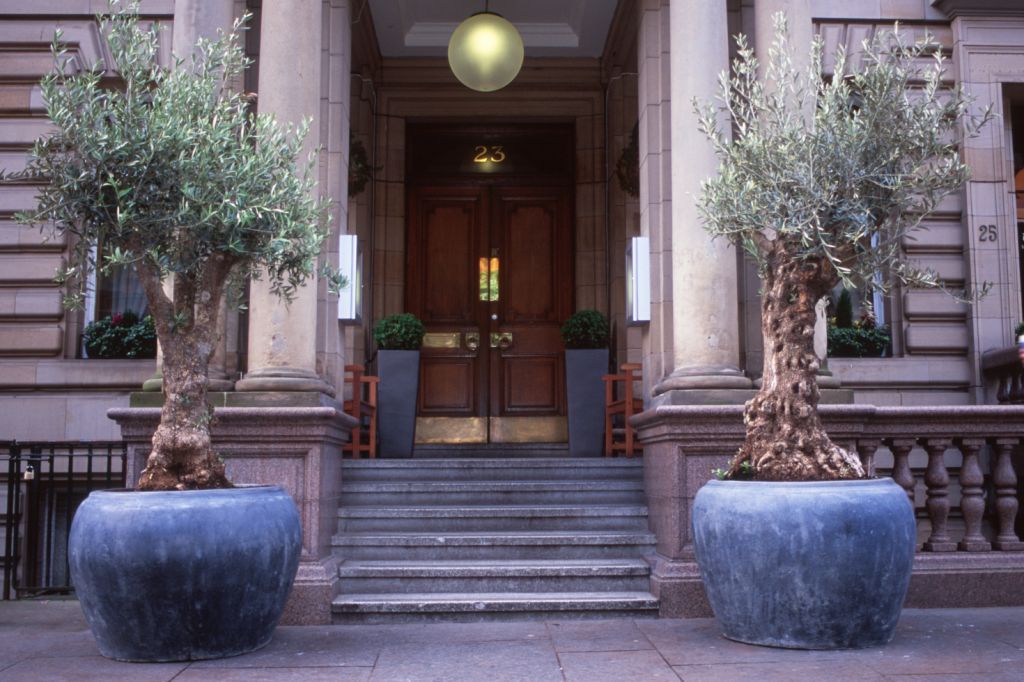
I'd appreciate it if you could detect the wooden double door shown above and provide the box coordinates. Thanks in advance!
[406,184,574,443]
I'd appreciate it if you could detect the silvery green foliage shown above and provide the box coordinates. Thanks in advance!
[696,15,993,297]
[7,1,341,314]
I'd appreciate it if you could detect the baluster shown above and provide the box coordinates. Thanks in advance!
[922,438,956,552]
[996,373,1010,404]
[957,438,990,551]
[889,438,917,503]
[992,438,1024,551]
[856,439,880,478]
[1012,371,1024,404]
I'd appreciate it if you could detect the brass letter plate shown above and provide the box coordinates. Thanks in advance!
[422,332,462,349]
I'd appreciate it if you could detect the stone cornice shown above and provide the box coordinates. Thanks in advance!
[932,0,1024,17]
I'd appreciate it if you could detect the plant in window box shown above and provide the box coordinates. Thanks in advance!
[826,291,891,358]
[691,15,992,649]
[1,2,345,662]
[373,313,425,457]
[82,311,157,359]
[561,309,610,457]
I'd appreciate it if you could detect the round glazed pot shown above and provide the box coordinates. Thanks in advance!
[692,478,915,649]
[69,485,301,662]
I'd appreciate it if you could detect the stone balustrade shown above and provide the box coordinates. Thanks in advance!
[633,404,1024,616]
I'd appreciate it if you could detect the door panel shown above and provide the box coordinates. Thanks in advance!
[491,187,573,421]
[407,187,486,420]
[407,184,573,441]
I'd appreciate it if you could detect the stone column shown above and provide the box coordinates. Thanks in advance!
[235,0,333,396]
[754,0,812,81]
[652,0,751,404]
[172,0,234,55]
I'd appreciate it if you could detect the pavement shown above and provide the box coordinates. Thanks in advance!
[1,601,1023,681]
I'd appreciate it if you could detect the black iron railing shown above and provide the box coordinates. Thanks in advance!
[2,441,126,600]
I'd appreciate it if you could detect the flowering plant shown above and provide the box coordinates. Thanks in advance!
[83,311,156,359]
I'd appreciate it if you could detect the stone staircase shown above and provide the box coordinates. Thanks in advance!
[330,457,659,622]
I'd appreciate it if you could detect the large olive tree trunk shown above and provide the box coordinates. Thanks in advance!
[729,243,865,481]
[134,255,233,491]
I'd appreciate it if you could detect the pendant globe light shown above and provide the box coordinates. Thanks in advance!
[447,1,524,92]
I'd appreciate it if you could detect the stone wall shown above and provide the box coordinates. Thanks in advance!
[0,1,173,441]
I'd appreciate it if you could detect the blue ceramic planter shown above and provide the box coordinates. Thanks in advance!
[692,478,916,649]
[69,485,301,662]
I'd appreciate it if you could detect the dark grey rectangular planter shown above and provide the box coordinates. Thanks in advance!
[377,350,420,458]
[565,348,609,457]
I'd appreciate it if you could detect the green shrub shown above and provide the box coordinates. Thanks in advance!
[83,311,156,359]
[835,290,854,328]
[560,309,610,349]
[373,313,425,350]
[1015,321,1024,339]
[827,325,890,358]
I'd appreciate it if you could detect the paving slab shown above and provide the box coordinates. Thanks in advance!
[0,656,185,682]
[187,627,379,668]
[672,660,886,681]
[636,617,847,665]
[176,667,372,681]
[0,600,1022,681]
[370,639,564,682]
[546,618,655,652]
[559,649,679,681]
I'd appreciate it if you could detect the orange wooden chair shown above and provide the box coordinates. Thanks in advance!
[342,364,379,459]
[602,362,644,458]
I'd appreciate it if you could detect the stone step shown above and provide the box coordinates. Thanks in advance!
[339,480,646,506]
[330,590,660,623]
[331,531,656,560]
[337,558,652,594]
[341,457,643,482]
[337,504,651,532]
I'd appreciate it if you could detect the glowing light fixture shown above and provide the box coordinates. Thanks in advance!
[447,3,524,93]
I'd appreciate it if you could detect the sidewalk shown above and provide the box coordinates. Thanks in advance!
[1,601,1022,681]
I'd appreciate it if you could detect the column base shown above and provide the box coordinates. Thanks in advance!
[815,367,842,389]
[130,390,343,410]
[140,375,235,392]
[648,555,712,618]
[651,365,754,406]
[653,365,753,393]
[141,371,163,392]
[281,554,342,625]
[236,366,335,396]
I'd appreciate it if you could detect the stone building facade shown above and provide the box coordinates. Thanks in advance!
[2,0,1024,620]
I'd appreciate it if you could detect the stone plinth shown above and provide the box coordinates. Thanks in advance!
[108,404,357,625]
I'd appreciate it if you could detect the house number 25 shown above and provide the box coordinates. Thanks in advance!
[978,224,998,242]
[473,145,506,163]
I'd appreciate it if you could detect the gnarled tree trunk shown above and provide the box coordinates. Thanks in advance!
[729,243,865,481]
[134,255,233,491]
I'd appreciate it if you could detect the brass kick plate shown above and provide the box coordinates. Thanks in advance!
[415,416,567,444]
[489,417,567,443]
[416,417,487,443]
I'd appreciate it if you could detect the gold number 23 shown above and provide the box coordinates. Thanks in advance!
[473,145,506,163]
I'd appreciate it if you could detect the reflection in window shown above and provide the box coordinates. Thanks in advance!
[95,265,148,320]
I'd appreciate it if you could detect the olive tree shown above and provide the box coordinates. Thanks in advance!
[697,17,991,481]
[7,4,340,490]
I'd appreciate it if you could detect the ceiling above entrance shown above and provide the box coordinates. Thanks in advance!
[366,0,619,58]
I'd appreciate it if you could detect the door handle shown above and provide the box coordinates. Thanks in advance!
[465,332,481,353]
[490,332,513,350]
